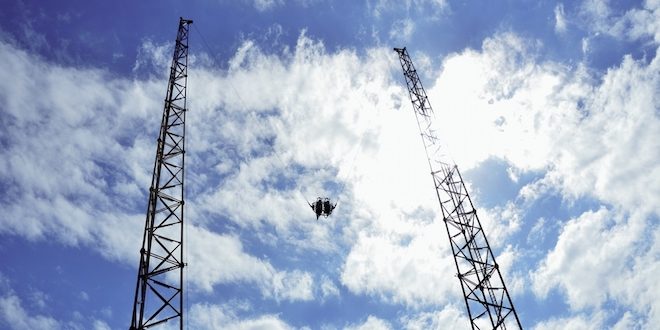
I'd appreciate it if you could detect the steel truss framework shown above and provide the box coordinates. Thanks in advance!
[130,17,192,330]
[394,47,522,330]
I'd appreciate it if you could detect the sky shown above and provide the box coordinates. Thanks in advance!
[0,0,658,329]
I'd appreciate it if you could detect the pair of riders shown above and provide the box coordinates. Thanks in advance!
[309,197,336,220]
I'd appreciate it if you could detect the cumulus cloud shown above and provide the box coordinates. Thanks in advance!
[0,35,315,304]
[477,202,523,249]
[2,2,659,325]
[189,302,293,330]
[0,37,160,262]
[92,320,112,330]
[183,24,659,318]
[619,0,660,43]
[580,0,660,43]
[527,217,549,245]
[188,33,400,253]
[345,315,392,330]
[319,275,340,301]
[427,31,659,216]
[412,25,659,325]
[0,28,440,312]
[0,294,59,330]
[187,226,314,302]
[531,207,660,327]
[1,25,431,314]
[532,311,605,330]
[246,0,284,12]
[0,289,115,330]
[554,3,568,34]
[400,305,468,330]
[389,19,415,43]
[369,0,448,17]
[133,39,172,74]
[427,32,549,170]
[341,221,459,307]
[268,269,315,302]
[579,0,612,29]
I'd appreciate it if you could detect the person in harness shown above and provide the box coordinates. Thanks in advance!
[309,197,336,220]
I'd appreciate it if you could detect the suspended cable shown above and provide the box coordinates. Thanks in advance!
[192,24,250,113]
[192,24,314,208]
[192,24,378,220]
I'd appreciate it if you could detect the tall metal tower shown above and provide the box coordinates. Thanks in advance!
[394,47,522,330]
[130,17,192,330]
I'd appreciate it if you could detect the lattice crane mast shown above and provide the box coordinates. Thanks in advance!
[130,17,192,330]
[394,47,522,330]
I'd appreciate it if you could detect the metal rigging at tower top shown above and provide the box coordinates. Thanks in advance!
[393,47,522,330]
[130,17,192,330]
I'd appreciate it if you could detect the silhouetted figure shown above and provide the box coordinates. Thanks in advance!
[309,197,336,220]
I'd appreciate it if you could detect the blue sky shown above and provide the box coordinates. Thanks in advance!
[0,0,658,329]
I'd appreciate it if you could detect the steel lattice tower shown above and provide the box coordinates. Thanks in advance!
[130,17,192,330]
[394,47,522,330]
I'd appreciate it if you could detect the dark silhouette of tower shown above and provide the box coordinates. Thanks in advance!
[394,47,522,330]
[130,17,192,330]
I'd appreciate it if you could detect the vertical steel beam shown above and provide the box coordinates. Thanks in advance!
[130,17,192,330]
[394,47,522,330]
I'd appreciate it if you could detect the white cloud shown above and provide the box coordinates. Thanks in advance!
[0,292,113,330]
[186,227,271,291]
[92,320,112,330]
[345,315,392,330]
[427,32,549,170]
[527,217,549,245]
[609,224,660,327]
[369,0,448,17]
[549,53,659,214]
[420,28,659,325]
[428,32,659,216]
[389,19,415,43]
[581,37,590,56]
[532,311,605,330]
[319,275,340,300]
[554,3,568,34]
[0,294,60,330]
[618,0,660,43]
[400,305,469,330]
[29,290,49,310]
[2,9,659,326]
[247,0,284,12]
[334,85,464,308]
[495,245,526,297]
[0,35,320,304]
[341,221,459,307]
[0,38,160,263]
[189,33,400,254]
[268,269,315,302]
[187,226,314,302]
[580,0,611,25]
[133,39,172,74]
[507,166,521,182]
[477,202,523,249]
[518,176,557,205]
[611,312,643,330]
[530,208,651,311]
[185,27,659,317]
[580,0,660,43]
[189,302,293,330]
